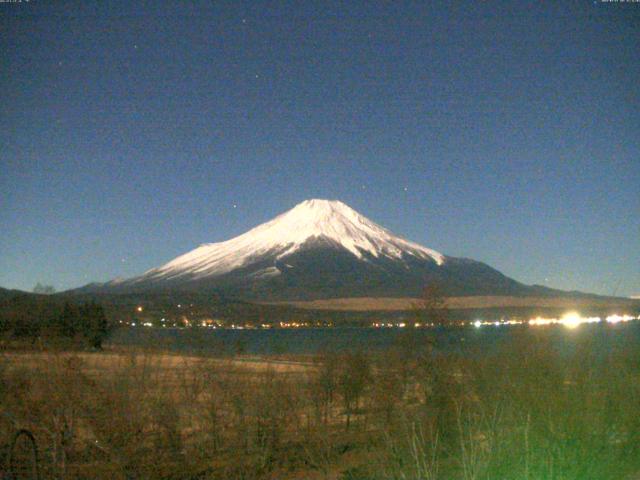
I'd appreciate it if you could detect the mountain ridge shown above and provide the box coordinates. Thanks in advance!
[72,199,601,301]
[134,198,444,285]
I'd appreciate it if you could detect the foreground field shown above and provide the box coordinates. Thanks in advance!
[2,327,640,479]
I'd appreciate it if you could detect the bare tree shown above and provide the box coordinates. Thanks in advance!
[311,349,339,426]
[414,282,450,327]
[338,351,371,430]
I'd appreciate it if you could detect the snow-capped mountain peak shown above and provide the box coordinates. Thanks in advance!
[136,199,444,283]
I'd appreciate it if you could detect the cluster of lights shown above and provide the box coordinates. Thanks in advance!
[528,313,601,329]
[278,321,309,328]
[472,319,522,328]
[372,321,466,328]
[372,322,406,328]
[605,314,636,324]
[125,311,638,329]
[122,320,327,329]
[471,312,639,329]
[229,323,260,329]
[369,313,639,329]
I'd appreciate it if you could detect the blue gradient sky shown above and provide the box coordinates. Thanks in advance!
[1,1,639,296]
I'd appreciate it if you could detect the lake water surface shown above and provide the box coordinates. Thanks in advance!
[109,322,640,356]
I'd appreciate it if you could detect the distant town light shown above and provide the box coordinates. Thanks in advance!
[606,314,635,324]
[529,317,554,326]
[560,312,582,329]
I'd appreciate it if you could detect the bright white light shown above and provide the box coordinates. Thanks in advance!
[561,312,582,329]
[473,320,482,328]
[606,314,634,324]
[527,313,602,328]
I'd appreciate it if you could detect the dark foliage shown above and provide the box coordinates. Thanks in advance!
[0,294,111,348]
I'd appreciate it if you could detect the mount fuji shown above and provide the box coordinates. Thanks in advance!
[79,199,546,300]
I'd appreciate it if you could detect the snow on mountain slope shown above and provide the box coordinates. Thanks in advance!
[134,199,444,283]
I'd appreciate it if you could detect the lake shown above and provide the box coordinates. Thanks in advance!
[109,322,640,356]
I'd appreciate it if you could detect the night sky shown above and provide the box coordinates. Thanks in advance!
[1,1,639,296]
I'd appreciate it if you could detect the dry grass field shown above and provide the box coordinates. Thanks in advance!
[2,349,314,375]
[2,328,640,479]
